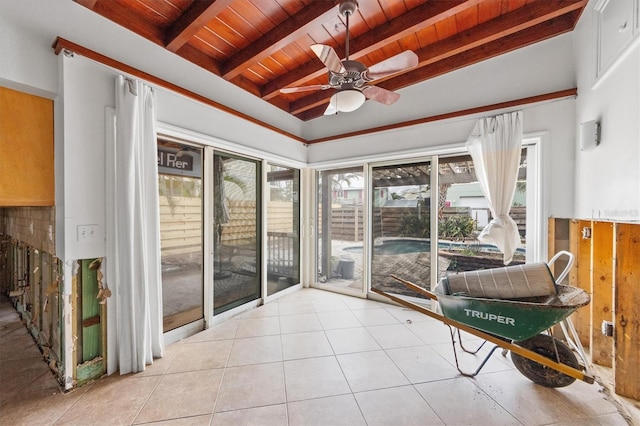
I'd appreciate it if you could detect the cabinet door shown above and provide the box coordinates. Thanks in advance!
[0,87,54,206]
[596,0,636,78]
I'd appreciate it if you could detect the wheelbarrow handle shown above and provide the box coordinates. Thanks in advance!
[547,250,575,285]
[390,274,438,301]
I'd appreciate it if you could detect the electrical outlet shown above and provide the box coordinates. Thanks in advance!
[77,224,98,242]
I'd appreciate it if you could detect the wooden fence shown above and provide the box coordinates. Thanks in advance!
[329,206,364,242]
[160,197,526,250]
[160,197,294,255]
[159,196,202,257]
[319,204,526,242]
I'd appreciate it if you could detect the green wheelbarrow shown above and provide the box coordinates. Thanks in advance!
[373,251,594,388]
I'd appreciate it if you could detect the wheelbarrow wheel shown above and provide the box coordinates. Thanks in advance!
[511,334,579,388]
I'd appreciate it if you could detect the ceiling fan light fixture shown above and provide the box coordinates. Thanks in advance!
[330,89,365,113]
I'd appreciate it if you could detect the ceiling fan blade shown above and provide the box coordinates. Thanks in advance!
[364,51,418,81]
[311,44,345,74]
[280,84,332,94]
[362,86,401,105]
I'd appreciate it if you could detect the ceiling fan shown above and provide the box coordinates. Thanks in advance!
[280,0,419,115]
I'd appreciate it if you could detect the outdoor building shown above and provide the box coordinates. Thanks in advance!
[1,0,639,425]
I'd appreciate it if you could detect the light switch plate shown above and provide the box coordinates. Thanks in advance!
[77,224,99,242]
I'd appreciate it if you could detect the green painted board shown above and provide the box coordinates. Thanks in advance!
[81,259,101,362]
[76,357,104,386]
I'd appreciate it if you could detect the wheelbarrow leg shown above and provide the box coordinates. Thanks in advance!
[456,327,488,355]
[447,325,501,377]
[559,318,591,375]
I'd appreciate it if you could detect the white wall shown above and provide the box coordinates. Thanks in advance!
[0,17,59,99]
[57,55,112,260]
[154,90,307,162]
[573,0,640,221]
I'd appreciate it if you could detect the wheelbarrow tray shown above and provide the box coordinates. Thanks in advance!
[435,284,590,342]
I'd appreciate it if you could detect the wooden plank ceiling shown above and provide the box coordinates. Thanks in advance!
[76,0,586,121]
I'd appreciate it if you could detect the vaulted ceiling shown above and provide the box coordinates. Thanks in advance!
[75,0,587,121]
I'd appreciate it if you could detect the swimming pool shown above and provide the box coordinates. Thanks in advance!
[342,238,525,256]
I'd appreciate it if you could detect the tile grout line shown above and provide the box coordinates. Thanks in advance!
[325,304,365,424]
[208,315,241,421]
[278,309,291,426]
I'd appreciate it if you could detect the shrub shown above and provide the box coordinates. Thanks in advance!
[439,215,475,240]
[399,212,476,241]
[399,211,431,238]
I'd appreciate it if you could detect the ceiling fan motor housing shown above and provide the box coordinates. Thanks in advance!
[330,60,367,89]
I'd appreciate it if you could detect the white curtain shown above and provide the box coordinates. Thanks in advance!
[106,76,164,375]
[465,111,523,264]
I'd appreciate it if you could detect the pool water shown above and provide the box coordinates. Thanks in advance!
[342,239,525,255]
[343,240,430,255]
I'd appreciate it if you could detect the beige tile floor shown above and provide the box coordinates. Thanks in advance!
[0,289,635,425]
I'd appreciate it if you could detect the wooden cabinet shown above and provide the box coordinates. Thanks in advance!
[0,87,54,206]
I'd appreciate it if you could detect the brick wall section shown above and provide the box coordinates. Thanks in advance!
[0,207,56,254]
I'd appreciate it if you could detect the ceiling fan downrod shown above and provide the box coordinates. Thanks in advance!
[339,0,358,60]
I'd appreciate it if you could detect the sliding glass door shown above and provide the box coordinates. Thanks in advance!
[436,152,528,278]
[266,164,300,296]
[370,161,434,297]
[158,140,203,332]
[315,167,365,294]
[213,152,261,314]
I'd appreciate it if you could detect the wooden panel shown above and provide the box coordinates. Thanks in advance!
[614,223,640,399]
[0,87,54,206]
[568,219,591,347]
[591,221,614,366]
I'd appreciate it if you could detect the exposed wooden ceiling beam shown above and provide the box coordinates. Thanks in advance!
[74,0,98,9]
[414,0,586,69]
[221,1,337,80]
[165,0,234,52]
[174,43,222,76]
